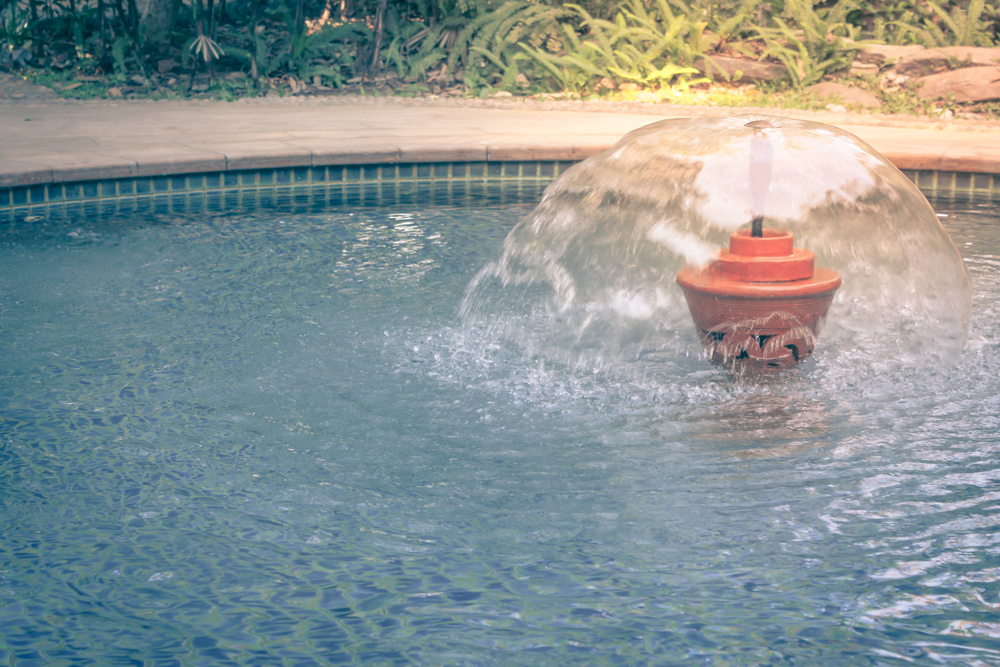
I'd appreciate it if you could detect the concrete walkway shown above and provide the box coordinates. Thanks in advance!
[3,94,1000,188]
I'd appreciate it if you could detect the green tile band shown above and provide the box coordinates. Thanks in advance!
[0,164,996,221]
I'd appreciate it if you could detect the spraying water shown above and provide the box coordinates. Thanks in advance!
[462,115,971,370]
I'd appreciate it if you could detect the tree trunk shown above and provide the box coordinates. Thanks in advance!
[368,0,387,78]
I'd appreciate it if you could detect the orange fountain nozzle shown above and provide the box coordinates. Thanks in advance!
[676,228,841,370]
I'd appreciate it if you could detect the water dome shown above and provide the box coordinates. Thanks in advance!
[463,114,972,370]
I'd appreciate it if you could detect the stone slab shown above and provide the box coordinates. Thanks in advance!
[696,55,787,82]
[400,143,488,163]
[892,47,1000,79]
[2,100,1000,189]
[197,142,313,171]
[0,158,52,187]
[11,153,139,183]
[104,146,228,177]
[854,44,925,66]
[300,141,401,166]
[916,66,1000,102]
[486,143,608,162]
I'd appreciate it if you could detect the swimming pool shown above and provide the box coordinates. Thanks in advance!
[1,187,999,665]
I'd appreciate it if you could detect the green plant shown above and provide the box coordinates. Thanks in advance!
[448,0,568,92]
[520,0,709,91]
[291,22,370,84]
[897,0,998,46]
[0,1,34,66]
[756,0,859,89]
[519,22,604,91]
[383,13,461,81]
[673,0,763,47]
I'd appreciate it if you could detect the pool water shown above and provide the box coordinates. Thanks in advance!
[1,192,999,666]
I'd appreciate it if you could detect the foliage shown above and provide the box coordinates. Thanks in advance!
[445,0,568,92]
[675,0,763,46]
[898,0,998,46]
[848,0,1000,46]
[518,0,712,93]
[0,0,998,109]
[756,0,859,89]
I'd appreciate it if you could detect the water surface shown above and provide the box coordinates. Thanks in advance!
[1,194,999,665]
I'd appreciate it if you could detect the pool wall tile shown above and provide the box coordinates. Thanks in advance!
[4,163,996,218]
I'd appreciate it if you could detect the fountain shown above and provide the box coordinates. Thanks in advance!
[463,114,972,371]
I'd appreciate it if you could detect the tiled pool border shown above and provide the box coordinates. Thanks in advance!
[0,161,576,222]
[0,162,996,221]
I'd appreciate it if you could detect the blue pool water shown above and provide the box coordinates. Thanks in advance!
[1,190,999,665]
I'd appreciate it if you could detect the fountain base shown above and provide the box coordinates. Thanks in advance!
[677,229,841,369]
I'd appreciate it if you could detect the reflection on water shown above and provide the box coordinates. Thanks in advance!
[0,194,998,665]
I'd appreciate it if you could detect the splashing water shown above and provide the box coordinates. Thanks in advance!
[462,115,971,371]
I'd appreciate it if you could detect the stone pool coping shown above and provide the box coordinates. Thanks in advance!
[3,97,1000,194]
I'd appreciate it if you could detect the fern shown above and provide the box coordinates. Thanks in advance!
[756,0,858,90]
[907,0,996,47]
[550,0,710,87]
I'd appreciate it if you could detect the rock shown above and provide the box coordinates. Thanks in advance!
[515,73,529,87]
[881,70,910,91]
[157,59,178,74]
[891,46,1000,80]
[894,50,950,78]
[937,46,1000,67]
[846,62,879,77]
[106,86,123,98]
[596,77,615,91]
[805,81,880,107]
[618,82,641,92]
[696,54,786,82]
[915,66,1000,102]
[492,90,513,97]
[854,43,924,67]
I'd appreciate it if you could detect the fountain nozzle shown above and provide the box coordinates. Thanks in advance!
[676,228,841,370]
